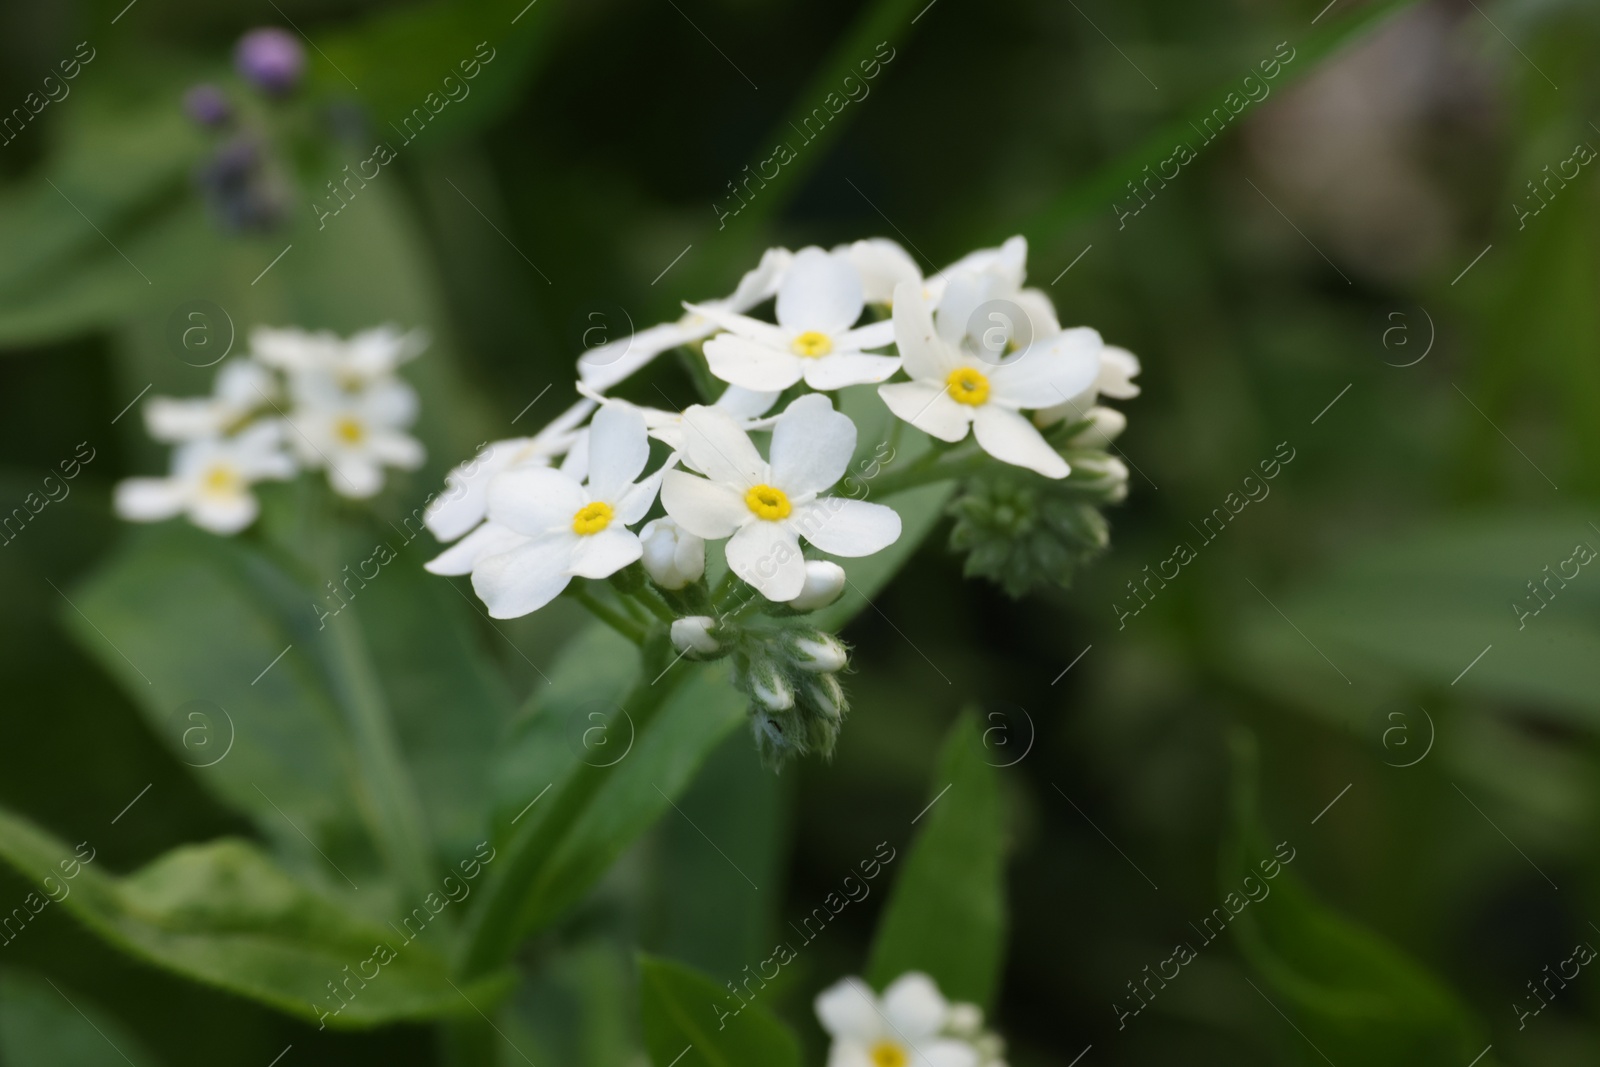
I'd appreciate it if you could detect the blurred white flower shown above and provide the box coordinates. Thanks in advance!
[694,247,899,392]
[144,358,276,442]
[286,375,424,499]
[660,394,901,602]
[114,421,294,535]
[814,972,982,1067]
[251,323,426,390]
[640,517,705,590]
[880,282,1099,479]
[836,237,922,306]
[424,397,595,542]
[463,405,660,619]
[578,247,792,393]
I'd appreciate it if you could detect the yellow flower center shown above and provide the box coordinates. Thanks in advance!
[790,331,833,358]
[946,366,990,406]
[868,1041,909,1067]
[201,465,241,495]
[744,484,792,521]
[571,501,614,535]
[334,416,366,444]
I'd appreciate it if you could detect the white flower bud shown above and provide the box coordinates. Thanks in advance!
[1067,406,1127,449]
[788,560,846,611]
[670,616,719,656]
[640,517,705,590]
[804,673,846,721]
[946,1002,984,1037]
[789,632,847,674]
[749,663,795,711]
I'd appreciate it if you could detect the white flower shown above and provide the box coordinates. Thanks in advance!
[790,559,846,611]
[670,616,719,656]
[114,422,294,535]
[251,324,426,390]
[693,247,899,393]
[461,405,660,619]
[660,394,901,602]
[815,973,980,1067]
[837,237,922,306]
[424,398,595,542]
[578,247,792,393]
[640,517,705,590]
[144,358,277,442]
[285,374,425,499]
[879,282,1100,479]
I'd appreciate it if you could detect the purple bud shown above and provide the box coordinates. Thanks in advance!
[182,83,231,127]
[234,27,306,96]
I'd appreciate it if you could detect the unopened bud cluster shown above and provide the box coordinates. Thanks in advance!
[727,627,851,765]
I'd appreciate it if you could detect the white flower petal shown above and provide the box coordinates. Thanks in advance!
[661,470,748,540]
[683,303,790,348]
[487,466,588,536]
[362,378,420,427]
[881,972,948,1040]
[816,977,884,1042]
[424,522,529,576]
[368,431,425,469]
[726,520,806,601]
[328,457,385,498]
[712,384,782,419]
[472,536,576,618]
[892,283,961,381]
[972,405,1068,478]
[1097,345,1142,399]
[425,440,526,542]
[567,527,642,579]
[838,318,897,351]
[827,1045,877,1067]
[935,270,998,348]
[578,320,695,392]
[802,352,902,392]
[190,491,258,535]
[792,498,901,557]
[776,247,863,335]
[585,404,650,502]
[114,478,186,523]
[918,1039,981,1067]
[675,405,765,487]
[841,237,922,304]
[612,470,661,525]
[879,381,972,443]
[704,334,805,392]
[768,394,855,495]
[987,327,1103,409]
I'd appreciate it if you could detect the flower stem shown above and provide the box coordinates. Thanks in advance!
[568,584,647,644]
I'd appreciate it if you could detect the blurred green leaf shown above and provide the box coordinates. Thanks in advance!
[1226,731,1484,1064]
[0,968,168,1067]
[638,953,801,1067]
[866,712,1007,1008]
[0,807,509,1028]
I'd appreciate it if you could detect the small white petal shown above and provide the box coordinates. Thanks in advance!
[815,977,884,1042]
[841,237,922,304]
[768,394,855,497]
[674,405,765,487]
[919,1039,981,1067]
[114,478,186,523]
[471,536,575,618]
[424,522,529,576]
[612,470,661,526]
[585,404,650,502]
[837,318,897,351]
[881,972,948,1040]
[879,381,972,443]
[488,467,588,537]
[704,334,805,392]
[987,327,1102,409]
[1097,344,1142,399]
[892,283,961,381]
[776,247,863,335]
[792,498,901,557]
[567,527,642,579]
[713,384,782,419]
[328,457,385,498]
[190,491,258,535]
[801,352,902,392]
[972,405,1068,478]
[661,470,748,540]
[726,520,806,601]
[368,431,425,470]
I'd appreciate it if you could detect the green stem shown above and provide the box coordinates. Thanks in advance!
[627,579,680,625]
[865,445,988,499]
[569,585,647,645]
[454,635,688,979]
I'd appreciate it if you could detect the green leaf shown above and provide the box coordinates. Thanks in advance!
[637,954,801,1067]
[0,807,510,1028]
[459,630,749,977]
[866,712,1007,1007]
[1225,731,1484,1064]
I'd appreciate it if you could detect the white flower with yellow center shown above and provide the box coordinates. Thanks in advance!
[692,247,899,393]
[878,281,1100,479]
[424,397,596,543]
[463,405,660,619]
[251,324,426,391]
[113,422,294,535]
[143,358,277,442]
[815,973,981,1067]
[578,247,793,393]
[286,374,424,499]
[660,394,901,602]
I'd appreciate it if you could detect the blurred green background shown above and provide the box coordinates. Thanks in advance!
[2,0,1599,1063]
